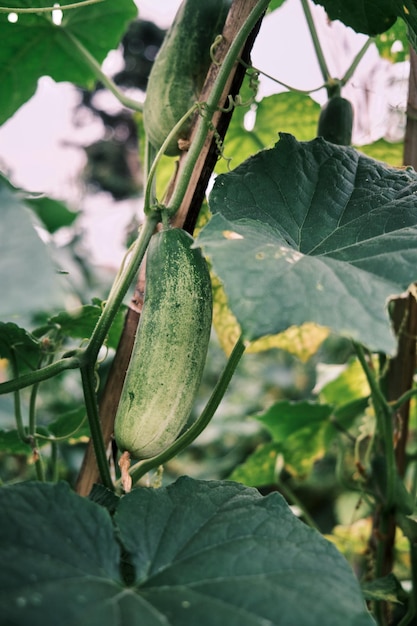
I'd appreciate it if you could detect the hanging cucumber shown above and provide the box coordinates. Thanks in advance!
[143,0,232,156]
[317,95,354,146]
[114,227,213,460]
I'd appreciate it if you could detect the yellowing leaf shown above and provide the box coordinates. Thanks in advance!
[211,273,329,361]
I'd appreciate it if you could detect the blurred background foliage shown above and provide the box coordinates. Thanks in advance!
[0,5,414,601]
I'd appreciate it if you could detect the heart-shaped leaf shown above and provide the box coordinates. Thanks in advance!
[198,134,417,354]
[0,0,137,124]
[0,478,375,625]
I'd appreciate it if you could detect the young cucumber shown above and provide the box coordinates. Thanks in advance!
[317,95,353,146]
[114,228,213,460]
[143,0,231,156]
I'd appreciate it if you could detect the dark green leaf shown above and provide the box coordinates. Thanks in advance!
[0,0,137,124]
[268,0,288,11]
[0,481,148,626]
[0,428,32,454]
[0,425,49,454]
[0,482,124,625]
[0,322,41,369]
[311,0,397,36]
[116,477,375,626]
[198,134,417,354]
[26,196,79,233]
[0,478,375,625]
[313,0,417,54]
[88,484,120,515]
[361,573,405,603]
[47,406,89,441]
[48,302,125,350]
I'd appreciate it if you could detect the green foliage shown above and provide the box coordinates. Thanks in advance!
[48,301,126,351]
[0,0,137,124]
[0,478,375,626]
[312,0,397,37]
[1,0,417,623]
[198,133,417,354]
[27,196,79,234]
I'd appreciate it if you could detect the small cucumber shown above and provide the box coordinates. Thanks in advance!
[114,228,213,460]
[143,0,231,156]
[317,96,353,146]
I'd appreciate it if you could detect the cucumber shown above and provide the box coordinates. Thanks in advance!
[114,228,213,460]
[317,96,353,146]
[143,0,231,156]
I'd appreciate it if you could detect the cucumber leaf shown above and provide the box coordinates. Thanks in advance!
[0,185,67,323]
[312,0,417,54]
[311,0,396,36]
[197,133,417,354]
[0,478,376,626]
[48,301,126,350]
[116,477,374,626]
[0,0,137,124]
[255,400,334,475]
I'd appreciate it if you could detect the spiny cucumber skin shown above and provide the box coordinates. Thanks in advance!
[114,229,213,460]
[143,0,232,156]
[317,96,353,146]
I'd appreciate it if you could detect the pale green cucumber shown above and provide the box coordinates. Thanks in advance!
[143,0,232,156]
[114,228,213,459]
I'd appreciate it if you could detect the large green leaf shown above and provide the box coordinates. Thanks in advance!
[198,134,417,354]
[0,0,137,124]
[311,0,396,35]
[312,0,417,51]
[116,477,374,626]
[0,481,126,626]
[0,478,375,625]
[0,185,67,322]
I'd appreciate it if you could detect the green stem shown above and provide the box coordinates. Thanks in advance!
[85,213,160,362]
[50,440,59,483]
[391,386,417,411]
[127,336,246,485]
[28,381,46,481]
[239,59,326,95]
[28,382,39,437]
[0,356,80,395]
[9,353,27,443]
[0,0,104,12]
[144,103,199,210]
[63,30,143,112]
[353,342,396,510]
[300,0,331,87]
[80,365,114,490]
[276,477,320,530]
[341,37,374,86]
[166,0,270,215]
